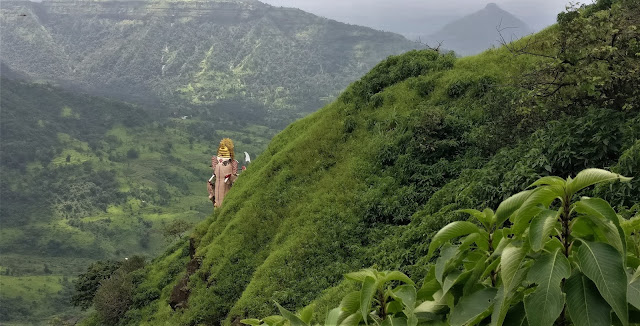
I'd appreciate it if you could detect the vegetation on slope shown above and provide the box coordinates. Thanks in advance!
[241,168,639,326]
[94,1,638,325]
[0,79,270,323]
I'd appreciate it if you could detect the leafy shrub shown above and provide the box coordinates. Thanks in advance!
[131,285,161,309]
[340,50,455,104]
[161,219,194,243]
[343,117,357,135]
[126,148,139,159]
[93,270,135,325]
[470,76,497,98]
[243,169,639,326]
[408,76,436,97]
[447,80,472,99]
[72,257,146,325]
[72,260,122,310]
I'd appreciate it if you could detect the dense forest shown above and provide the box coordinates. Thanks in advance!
[64,0,638,325]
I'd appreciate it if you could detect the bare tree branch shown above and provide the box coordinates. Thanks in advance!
[414,36,444,53]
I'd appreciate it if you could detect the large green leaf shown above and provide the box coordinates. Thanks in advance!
[481,258,501,280]
[490,286,508,326]
[382,271,415,286]
[262,315,285,326]
[442,270,470,296]
[500,244,528,291]
[457,209,491,230]
[577,241,628,326]
[464,258,491,295]
[345,269,377,282]
[275,302,307,326]
[299,305,314,324]
[360,276,377,325]
[340,291,361,313]
[529,176,566,188]
[484,208,496,228]
[325,308,342,326]
[415,289,452,316]
[392,285,418,326]
[339,312,362,326]
[503,302,528,326]
[528,209,559,252]
[575,198,626,255]
[450,288,498,326]
[629,277,640,310]
[427,222,481,258]
[240,319,262,326]
[492,263,530,326]
[495,190,533,227]
[566,169,632,196]
[418,266,441,301]
[565,272,611,326]
[392,285,416,310]
[459,233,489,253]
[435,244,459,284]
[512,187,561,235]
[523,249,571,326]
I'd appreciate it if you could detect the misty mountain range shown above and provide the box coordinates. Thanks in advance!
[0,0,417,126]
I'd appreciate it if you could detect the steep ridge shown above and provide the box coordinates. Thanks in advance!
[424,3,532,56]
[0,0,417,125]
[110,1,640,325]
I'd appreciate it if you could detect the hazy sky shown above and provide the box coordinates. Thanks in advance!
[260,0,574,37]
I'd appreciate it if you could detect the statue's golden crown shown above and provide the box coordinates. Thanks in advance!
[217,138,234,159]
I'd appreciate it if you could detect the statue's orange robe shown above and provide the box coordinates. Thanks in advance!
[207,156,238,207]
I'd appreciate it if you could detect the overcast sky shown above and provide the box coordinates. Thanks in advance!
[260,0,575,37]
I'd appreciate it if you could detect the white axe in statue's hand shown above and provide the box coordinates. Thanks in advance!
[242,152,251,171]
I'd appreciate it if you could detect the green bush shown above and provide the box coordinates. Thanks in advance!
[446,80,472,98]
[243,169,639,326]
[72,260,122,310]
[93,270,135,325]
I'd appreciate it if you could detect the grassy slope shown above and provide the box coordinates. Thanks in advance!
[119,23,639,325]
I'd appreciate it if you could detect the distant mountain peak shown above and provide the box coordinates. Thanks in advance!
[485,3,500,10]
[425,3,532,56]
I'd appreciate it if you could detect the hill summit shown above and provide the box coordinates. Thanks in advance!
[424,3,533,56]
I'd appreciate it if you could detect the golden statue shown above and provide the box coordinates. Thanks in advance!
[207,138,238,207]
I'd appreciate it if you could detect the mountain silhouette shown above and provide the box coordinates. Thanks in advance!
[424,3,533,56]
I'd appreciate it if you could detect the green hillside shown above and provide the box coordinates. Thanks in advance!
[0,78,272,323]
[0,0,417,126]
[98,1,638,325]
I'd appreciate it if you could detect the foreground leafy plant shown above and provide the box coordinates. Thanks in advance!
[423,168,637,326]
[242,168,638,325]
